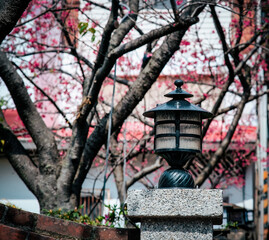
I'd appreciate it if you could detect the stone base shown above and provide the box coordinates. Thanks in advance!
[126,189,223,240]
[141,219,212,240]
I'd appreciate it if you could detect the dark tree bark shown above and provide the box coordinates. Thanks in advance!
[0,0,32,44]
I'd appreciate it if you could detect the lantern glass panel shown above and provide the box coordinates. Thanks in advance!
[180,112,201,121]
[179,136,200,151]
[156,136,176,149]
[156,123,175,135]
[180,124,200,135]
[156,111,175,121]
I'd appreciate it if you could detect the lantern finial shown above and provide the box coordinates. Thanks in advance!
[174,79,184,89]
[164,79,193,99]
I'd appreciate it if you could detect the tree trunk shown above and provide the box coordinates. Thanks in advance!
[113,163,125,204]
[37,190,77,211]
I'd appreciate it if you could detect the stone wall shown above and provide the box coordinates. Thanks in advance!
[0,203,140,240]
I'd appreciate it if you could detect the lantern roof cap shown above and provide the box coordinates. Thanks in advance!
[143,80,213,119]
[164,79,193,99]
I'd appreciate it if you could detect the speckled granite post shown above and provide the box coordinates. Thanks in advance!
[126,189,223,240]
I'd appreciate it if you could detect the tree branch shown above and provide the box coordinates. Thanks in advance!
[73,5,203,194]
[0,51,58,167]
[83,0,120,96]
[0,108,38,194]
[108,18,198,59]
[77,0,139,123]
[0,0,32,43]
[195,86,250,186]
[126,157,163,189]
[56,0,137,201]
[217,89,269,116]
[202,5,236,138]
[12,61,72,129]
[53,10,87,84]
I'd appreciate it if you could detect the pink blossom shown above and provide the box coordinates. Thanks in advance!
[181,40,190,46]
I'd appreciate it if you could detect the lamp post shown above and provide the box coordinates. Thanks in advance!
[143,79,213,188]
[127,82,222,239]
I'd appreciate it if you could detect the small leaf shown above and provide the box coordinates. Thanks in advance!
[91,34,96,42]
[78,22,88,35]
[88,27,96,34]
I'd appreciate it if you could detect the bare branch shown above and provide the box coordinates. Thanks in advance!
[108,18,199,59]
[217,89,269,116]
[53,10,87,84]
[170,0,180,21]
[83,0,120,96]
[202,5,236,138]
[15,1,61,27]
[73,4,204,193]
[12,62,72,129]
[0,51,58,165]
[0,109,38,193]
[195,87,250,186]
[126,157,163,189]
[77,0,139,123]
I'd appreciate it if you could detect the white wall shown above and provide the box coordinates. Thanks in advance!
[222,163,254,210]
[82,165,149,200]
[0,156,40,213]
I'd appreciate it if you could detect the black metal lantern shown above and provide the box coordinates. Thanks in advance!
[143,80,213,188]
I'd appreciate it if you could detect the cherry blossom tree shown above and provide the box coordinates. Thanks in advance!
[0,0,268,210]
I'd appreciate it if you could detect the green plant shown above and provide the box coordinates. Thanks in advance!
[43,204,127,227]
[223,221,239,229]
[43,205,94,224]
[99,204,127,228]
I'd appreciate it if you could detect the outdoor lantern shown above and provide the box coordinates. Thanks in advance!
[143,80,213,188]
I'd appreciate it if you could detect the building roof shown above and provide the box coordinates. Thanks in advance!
[3,109,257,150]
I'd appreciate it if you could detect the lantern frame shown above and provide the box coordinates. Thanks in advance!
[143,80,213,188]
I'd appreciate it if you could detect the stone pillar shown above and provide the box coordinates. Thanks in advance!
[126,189,223,240]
